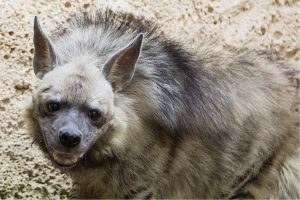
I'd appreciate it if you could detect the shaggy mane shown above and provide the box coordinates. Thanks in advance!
[53,9,158,39]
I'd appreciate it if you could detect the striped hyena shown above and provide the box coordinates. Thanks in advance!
[26,10,299,199]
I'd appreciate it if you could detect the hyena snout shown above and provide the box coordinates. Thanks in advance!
[59,127,82,148]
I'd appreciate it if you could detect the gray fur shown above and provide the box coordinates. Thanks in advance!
[26,10,299,198]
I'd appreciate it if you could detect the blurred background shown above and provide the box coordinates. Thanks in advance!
[0,0,299,198]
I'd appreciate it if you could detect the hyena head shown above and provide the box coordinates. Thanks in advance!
[31,17,143,167]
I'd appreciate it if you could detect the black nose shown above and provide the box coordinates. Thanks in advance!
[59,128,81,148]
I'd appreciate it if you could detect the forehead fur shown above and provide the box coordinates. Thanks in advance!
[38,56,113,105]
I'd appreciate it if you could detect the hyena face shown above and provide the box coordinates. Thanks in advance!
[32,17,143,167]
[33,61,115,167]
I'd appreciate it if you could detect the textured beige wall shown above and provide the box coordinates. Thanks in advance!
[0,0,299,198]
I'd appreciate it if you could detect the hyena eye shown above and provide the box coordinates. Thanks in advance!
[47,101,61,113]
[88,109,101,121]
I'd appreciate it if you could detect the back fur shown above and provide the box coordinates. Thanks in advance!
[26,10,299,198]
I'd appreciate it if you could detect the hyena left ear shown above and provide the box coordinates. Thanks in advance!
[33,16,59,79]
[103,33,143,92]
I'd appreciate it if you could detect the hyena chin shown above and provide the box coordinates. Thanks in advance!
[26,10,299,199]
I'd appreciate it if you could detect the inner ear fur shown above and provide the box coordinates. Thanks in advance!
[103,33,144,92]
[33,16,59,79]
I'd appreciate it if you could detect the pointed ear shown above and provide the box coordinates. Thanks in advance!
[33,16,59,79]
[103,33,143,92]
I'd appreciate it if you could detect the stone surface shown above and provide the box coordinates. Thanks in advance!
[0,0,299,198]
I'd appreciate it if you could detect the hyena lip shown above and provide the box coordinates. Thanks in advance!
[51,151,81,168]
[53,160,78,169]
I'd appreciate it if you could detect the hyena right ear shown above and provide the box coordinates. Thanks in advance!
[103,34,143,92]
[33,16,59,79]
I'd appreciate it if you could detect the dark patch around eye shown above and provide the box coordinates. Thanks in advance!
[88,109,101,121]
[47,101,61,112]
[87,109,107,128]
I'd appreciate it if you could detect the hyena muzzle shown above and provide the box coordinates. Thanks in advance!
[26,10,299,199]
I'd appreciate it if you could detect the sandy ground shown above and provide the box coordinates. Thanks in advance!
[0,0,299,198]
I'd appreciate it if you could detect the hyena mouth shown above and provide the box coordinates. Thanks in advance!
[51,151,81,168]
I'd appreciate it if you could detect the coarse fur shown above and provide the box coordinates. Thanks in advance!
[26,9,300,198]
